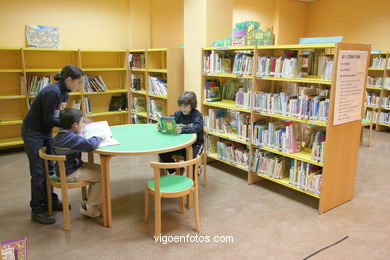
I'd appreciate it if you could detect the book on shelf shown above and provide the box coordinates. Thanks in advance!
[303,126,326,163]
[255,53,333,80]
[221,79,240,100]
[148,75,167,96]
[384,78,390,90]
[132,96,146,112]
[83,75,108,93]
[81,121,120,148]
[252,121,301,154]
[253,91,329,122]
[131,74,144,91]
[203,50,235,74]
[158,116,177,134]
[232,54,253,76]
[250,149,289,179]
[366,76,382,88]
[289,160,322,194]
[371,56,386,68]
[109,95,127,111]
[205,108,251,142]
[235,87,251,109]
[205,79,222,102]
[69,99,82,110]
[364,109,378,123]
[216,139,249,168]
[26,75,51,94]
[381,96,390,109]
[378,112,390,125]
[148,99,165,120]
[129,53,145,69]
[84,97,92,114]
[131,114,147,124]
[365,92,380,107]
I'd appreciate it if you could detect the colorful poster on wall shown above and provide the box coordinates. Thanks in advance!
[25,25,60,48]
[333,50,368,126]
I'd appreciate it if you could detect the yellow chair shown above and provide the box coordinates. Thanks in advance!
[39,147,90,231]
[172,151,207,187]
[144,156,202,237]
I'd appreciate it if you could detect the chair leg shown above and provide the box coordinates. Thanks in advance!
[203,153,207,187]
[179,197,185,214]
[46,178,53,215]
[154,196,161,237]
[61,186,70,231]
[81,186,87,201]
[144,185,150,222]
[194,189,200,232]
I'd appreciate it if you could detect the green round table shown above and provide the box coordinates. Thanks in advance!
[94,124,196,227]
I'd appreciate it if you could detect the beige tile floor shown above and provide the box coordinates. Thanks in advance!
[0,129,389,260]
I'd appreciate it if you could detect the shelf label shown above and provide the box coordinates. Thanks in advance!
[333,50,368,126]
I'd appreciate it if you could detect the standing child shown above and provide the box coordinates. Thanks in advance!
[159,91,204,174]
[22,65,84,224]
[54,108,104,218]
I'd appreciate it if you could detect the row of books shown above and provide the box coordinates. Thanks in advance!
[367,76,383,88]
[131,74,144,91]
[83,75,108,92]
[148,99,165,120]
[378,112,390,125]
[255,55,334,80]
[204,108,251,141]
[129,53,145,69]
[26,75,51,94]
[236,88,251,109]
[232,54,253,75]
[253,92,329,122]
[216,140,249,168]
[249,149,322,194]
[253,121,300,154]
[203,51,253,75]
[250,150,289,179]
[384,78,390,89]
[381,96,390,109]
[148,75,167,96]
[364,110,378,123]
[365,92,380,106]
[84,97,92,114]
[289,160,322,194]
[371,56,387,68]
[69,99,82,110]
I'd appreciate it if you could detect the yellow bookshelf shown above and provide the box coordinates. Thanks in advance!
[129,48,183,124]
[202,43,371,213]
[366,51,390,128]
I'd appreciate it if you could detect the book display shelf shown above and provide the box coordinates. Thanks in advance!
[129,48,183,124]
[364,51,390,129]
[0,48,134,148]
[202,43,370,213]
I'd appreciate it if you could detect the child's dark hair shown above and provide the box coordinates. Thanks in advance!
[59,108,83,129]
[177,91,197,110]
[54,64,84,81]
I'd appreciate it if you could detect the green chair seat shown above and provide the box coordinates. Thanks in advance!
[147,175,193,193]
[50,175,78,183]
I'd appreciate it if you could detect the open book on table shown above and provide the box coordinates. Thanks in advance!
[81,121,120,148]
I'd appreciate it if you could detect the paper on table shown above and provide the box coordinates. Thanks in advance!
[82,121,120,148]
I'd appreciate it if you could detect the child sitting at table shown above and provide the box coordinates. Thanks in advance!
[54,108,105,217]
[159,91,204,174]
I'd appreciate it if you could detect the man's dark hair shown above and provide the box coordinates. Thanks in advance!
[54,64,84,81]
[59,108,83,129]
[177,91,197,110]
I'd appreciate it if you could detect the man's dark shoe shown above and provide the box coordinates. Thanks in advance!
[31,212,56,225]
[52,201,71,211]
